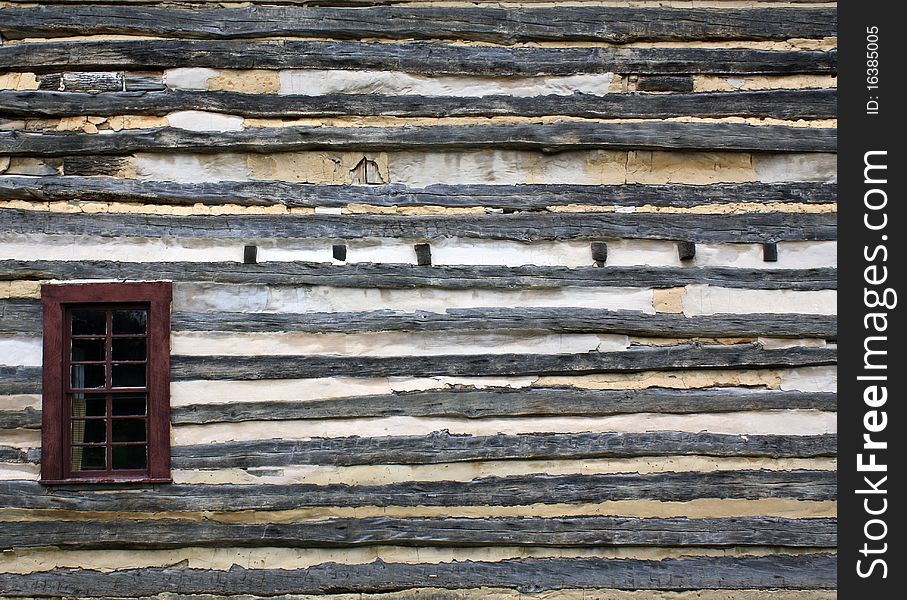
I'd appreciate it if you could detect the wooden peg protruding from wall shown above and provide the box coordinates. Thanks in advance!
[677,241,696,262]
[414,243,432,266]
[591,242,608,267]
[243,245,258,264]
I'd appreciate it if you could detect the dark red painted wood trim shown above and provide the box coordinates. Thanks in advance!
[40,282,172,485]
[40,290,64,483]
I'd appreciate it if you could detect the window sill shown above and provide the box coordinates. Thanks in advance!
[40,477,173,486]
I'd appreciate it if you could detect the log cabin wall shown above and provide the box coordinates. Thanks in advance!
[0,0,837,597]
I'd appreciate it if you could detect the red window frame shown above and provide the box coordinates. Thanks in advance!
[40,282,172,484]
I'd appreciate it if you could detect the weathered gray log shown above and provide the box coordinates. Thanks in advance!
[0,300,839,338]
[0,40,838,75]
[0,445,31,462]
[0,366,39,395]
[0,178,839,209]
[0,431,839,466]
[0,407,39,429]
[636,76,695,92]
[0,391,842,431]
[0,516,837,550]
[0,208,837,243]
[0,299,42,334]
[170,389,838,426]
[169,345,836,381]
[0,122,838,156]
[0,471,837,511]
[124,72,164,91]
[0,555,838,595]
[171,308,837,338]
[59,71,124,92]
[60,155,129,176]
[0,6,836,42]
[0,260,839,291]
[0,88,837,120]
[171,431,838,470]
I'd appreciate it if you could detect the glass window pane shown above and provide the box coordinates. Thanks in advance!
[112,364,146,388]
[112,418,146,443]
[112,445,146,470]
[72,338,105,362]
[71,446,106,471]
[112,395,146,416]
[112,310,147,335]
[72,419,106,444]
[71,364,105,389]
[71,309,106,336]
[71,393,106,417]
[112,338,146,361]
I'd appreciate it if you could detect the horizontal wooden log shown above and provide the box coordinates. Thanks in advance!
[0,122,838,156]
[1,471,837,511]
[0,6,836,43]
[0,390,838,431]
[0,260,839,291]
[171,389,838,426]
[0,209,837,243]
[0,407,39,429]
[171,431,838,470]
[0,88,838,120]
[0,299,41,334]
[169,345,836,381]
[0,40,838,75]
[0,178,839,209]
[0,445,33,462]
[0,516,837,550]
[0,431,840,466]
[171,308,837,338]
[636,76,695,93]
[0,365,39,395]
[59,155,128,176]
[0,554,838,595]
[0,301,838,339]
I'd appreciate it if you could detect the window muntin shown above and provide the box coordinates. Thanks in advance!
[66,305,149,477]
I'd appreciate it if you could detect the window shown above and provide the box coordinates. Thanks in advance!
[40,282,172,484]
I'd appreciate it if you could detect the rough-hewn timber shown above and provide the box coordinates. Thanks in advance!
[0,178,839,209]
[0,431,840,466]
[170,308,837,338]
[170,432,838,469]
[0,445,32,462]
[0,122,837,156]
[0,365,39,395]
[0,299,42,334]
[0,516,837,550]
[0,41,838,75]
[0,301,839,338]
[169,345,836,380]
[0,304,839,338]
[0,260,839,291]
[1,392,838,430]
[0,554,838,595]
[0,7,837,43]
[0,209,837,243]
[0,407,40,429]
[169,391,839,426]
[0,471,837,511]
[0,89,838,120]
